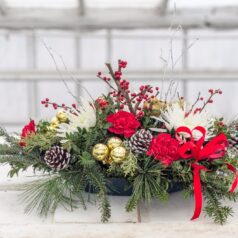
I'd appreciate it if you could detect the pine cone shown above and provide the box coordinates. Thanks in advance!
[129,129,153,154]
[229,122,238,154]
[44,146,71,170]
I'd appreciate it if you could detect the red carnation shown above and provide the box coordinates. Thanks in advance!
[147,133,179,165]
[19,120,36,147]
[106,111,140,138]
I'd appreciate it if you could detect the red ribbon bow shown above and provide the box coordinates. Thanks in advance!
[176,126,229,220]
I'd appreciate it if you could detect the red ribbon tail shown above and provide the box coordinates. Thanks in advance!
[191,164,207,220]
[226,163,238,193]
[230,178,238,193]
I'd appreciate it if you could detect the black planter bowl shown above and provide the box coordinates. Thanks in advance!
[85,177,183,196]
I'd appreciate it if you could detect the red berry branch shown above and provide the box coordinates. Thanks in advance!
[186,88,222,117]
[186,92,201,116]
[41,98,78,112]
[97,59,160,117]
[200,89,222,112]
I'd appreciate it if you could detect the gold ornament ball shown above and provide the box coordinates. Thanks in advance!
[110,146,127,164]
[92,144,109,162]
[107,137,123,150]
[56,110,68,123]
[49,117,60,130]
[144,98,167,116]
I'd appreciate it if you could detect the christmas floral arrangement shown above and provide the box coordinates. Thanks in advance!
[0,60,238,225]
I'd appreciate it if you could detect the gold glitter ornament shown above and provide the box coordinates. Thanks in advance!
[56,110,68,123]
[110,146,127,164]
[144,98,167,116]
[107,137,123,150]
[92,144,109,161]
[49,117,60,131]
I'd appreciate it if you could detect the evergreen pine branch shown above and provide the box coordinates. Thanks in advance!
[86,168,111,222]
[126,159,168,212]
[80,151,96,169]
[20,175,76,216]
[0,145,48,177]
[203,186,234,225]
[20,172,87,217]
[0,127,19,146]
[60,171,87,210]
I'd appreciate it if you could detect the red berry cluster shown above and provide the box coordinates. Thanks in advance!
[118,60,127,69]
[97,60,160,117]
[41,98,50,108]
[120,79,129,90]
[115,71,122,80]
[209,89,222,95]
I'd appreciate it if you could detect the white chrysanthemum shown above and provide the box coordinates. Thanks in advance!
[56,98,96,143]
[151,103,214,140]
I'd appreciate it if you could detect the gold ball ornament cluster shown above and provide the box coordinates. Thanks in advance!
[92,137,127,164]
[49,110,68,131]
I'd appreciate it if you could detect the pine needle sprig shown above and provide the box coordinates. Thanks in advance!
[86,169,111,222]
[20,175,78,217]
[203,185,235,225]
[126,159,168,212]
[20,171,88,217]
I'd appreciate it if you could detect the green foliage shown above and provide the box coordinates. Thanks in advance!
[21,172,87,217]
[213,118,230,137]
[170,160,193,185]
[86,169,111,222]
[126,158,169,212]
[121,149,138,177]
[20,166,111,222]
[24,131,58,152]
[21,175,78,216]
[202,171,238,225]
[36,120,51,134]
[63,126,108,155]
[107,162,124,177]
[0,128,48,176]
[80,151,96,169]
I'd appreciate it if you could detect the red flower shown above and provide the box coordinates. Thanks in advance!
[106,111,140,138]
[19,120,36,147]
[147,133,179,165]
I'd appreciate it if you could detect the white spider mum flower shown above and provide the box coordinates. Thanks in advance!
[56,98,96,143]
[151,103,214,140]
